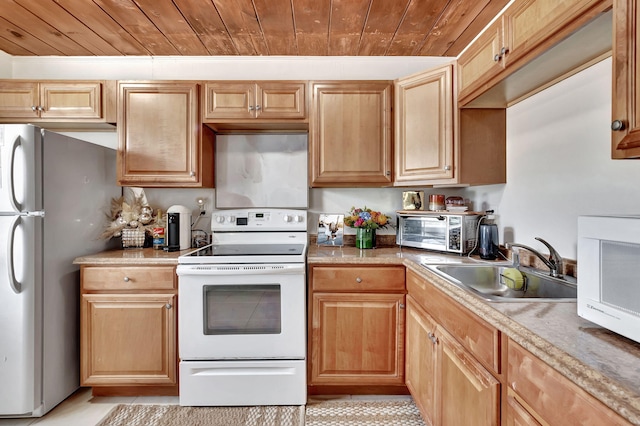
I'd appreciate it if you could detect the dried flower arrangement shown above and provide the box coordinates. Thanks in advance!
[99,192,156,240]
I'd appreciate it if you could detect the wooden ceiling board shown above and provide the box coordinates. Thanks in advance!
[292,0,331,56]
[0,0,510,57]
[172,0,238,55]
[14,0,122,56]
[253,0,298,55]
[53,0,150,55]
[0,33,36,55]
[0,1,91,55]
[0,15,64,55]
[213,0,268,56]
[93,0,180,55]
[359,0,411,56]
[131,0,209,55]
[328,0,371,56]
[443,0,510,56]
[418,0,492,56]
[386,0,449,56]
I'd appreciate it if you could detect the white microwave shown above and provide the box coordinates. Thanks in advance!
[577,215,640,344]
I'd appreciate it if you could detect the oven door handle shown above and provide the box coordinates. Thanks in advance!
[177,264,305,275]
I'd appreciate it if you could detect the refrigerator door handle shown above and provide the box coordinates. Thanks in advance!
[9,135,23,212]
[7,215,22,294]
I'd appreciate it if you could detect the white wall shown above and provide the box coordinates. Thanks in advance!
[462,57,640,260]
[6,55,452,80]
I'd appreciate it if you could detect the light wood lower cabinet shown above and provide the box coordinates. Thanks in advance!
[405,269,501,425]
[507,339,631,425]
[80,265,177,393]
[308,265,406,391]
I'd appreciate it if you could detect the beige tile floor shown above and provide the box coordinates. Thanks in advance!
[0,388,412,426]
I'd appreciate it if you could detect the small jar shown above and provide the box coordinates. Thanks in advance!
[428,194,445,211]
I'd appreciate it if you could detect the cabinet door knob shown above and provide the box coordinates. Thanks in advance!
[399,303,405,309]
[444,165,451,171]
[189,171,195,177]
[356,277,362,283]
[494,54,501,62]
[38,106,44,111]
[500,47,508,56]
[255,105,261,110]
[165,303,172,309]
[427,331,438,345]
[611,120,626,131]
[31,106,37,111]
[249,105,255,111]
[123,276,130,282]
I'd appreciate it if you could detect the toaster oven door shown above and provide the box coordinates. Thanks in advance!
[397,215,448,251]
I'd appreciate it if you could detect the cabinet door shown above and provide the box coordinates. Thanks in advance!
[80,293,177,386]
[40,82,102,119]
[257,82,306,119]
[612,0,640,158]
[203,83,255,120]
[118,82,204,186]
[405,297,437,426]
[309,82,393,186]
[437,325,500,426]
[0,81,39,118]
[457,21,504,102]
[395,65,454,183]
[310,292,405,385]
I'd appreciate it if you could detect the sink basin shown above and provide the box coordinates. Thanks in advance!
[423,264,577,302]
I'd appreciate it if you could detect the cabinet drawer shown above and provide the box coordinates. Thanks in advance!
[82,266,176,291]
[507,340,629,425]
[311,266,405,292]
[407,269,500,374]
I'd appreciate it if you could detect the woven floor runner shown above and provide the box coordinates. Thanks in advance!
[97,399,425,426]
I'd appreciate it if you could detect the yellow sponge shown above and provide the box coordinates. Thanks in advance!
[502,268,525,290]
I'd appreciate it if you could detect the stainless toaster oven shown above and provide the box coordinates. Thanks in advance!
[396,211,480,254]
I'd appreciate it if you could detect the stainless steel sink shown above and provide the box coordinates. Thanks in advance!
[423,264,577,302]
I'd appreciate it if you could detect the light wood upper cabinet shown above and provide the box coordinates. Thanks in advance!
[117,81,213,187]
[612,0,640,158]
[458,0,612,107]
[457,21,505,100]
[80,265,177,390]
[308,265,406,389]
[395,65,454,183]
[309,81,393,187]
[395,64,506,187]
[507,339,631,425]
[203,81,306,120]
[0,80,115,122]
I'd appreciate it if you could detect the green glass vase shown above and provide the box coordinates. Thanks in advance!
[355,228,376,249]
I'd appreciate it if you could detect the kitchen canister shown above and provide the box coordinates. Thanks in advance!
[428,194,446,211]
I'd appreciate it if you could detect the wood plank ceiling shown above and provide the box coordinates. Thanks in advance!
[0,0,509,57]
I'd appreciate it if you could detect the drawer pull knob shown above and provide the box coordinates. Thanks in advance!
[166,303,172,309]
[123,276,130,282]
[356,277,362,283]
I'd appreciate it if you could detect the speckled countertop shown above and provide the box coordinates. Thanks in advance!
[75,245,640,424]
[308,245,640,425]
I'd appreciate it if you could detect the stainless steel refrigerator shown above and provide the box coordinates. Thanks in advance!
[0,124,120,417]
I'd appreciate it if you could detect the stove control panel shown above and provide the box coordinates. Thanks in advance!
[212,209,308,232]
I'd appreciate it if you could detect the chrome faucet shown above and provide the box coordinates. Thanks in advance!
[505,237,564,278]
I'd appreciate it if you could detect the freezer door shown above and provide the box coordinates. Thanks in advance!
[0,214,38,415]
[0,125,39,213]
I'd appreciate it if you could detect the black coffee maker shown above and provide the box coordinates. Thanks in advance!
[478,222,499,260]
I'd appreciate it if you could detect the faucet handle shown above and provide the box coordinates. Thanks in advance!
[534,237,563,276]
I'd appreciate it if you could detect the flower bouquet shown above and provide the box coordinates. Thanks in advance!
[344,207,390,248]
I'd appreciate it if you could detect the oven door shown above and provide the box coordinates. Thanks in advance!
[397,215,448,251]
[177,263,306,360]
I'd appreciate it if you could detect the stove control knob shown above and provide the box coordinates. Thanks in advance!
[283,214,292,222]
[294,215,304,223]
[226,215,236,223]
[215,215,225,223]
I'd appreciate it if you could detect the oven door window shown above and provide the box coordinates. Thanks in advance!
[203,284,282,335]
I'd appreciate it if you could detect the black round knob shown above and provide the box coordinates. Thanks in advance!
[611,120,625,131]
